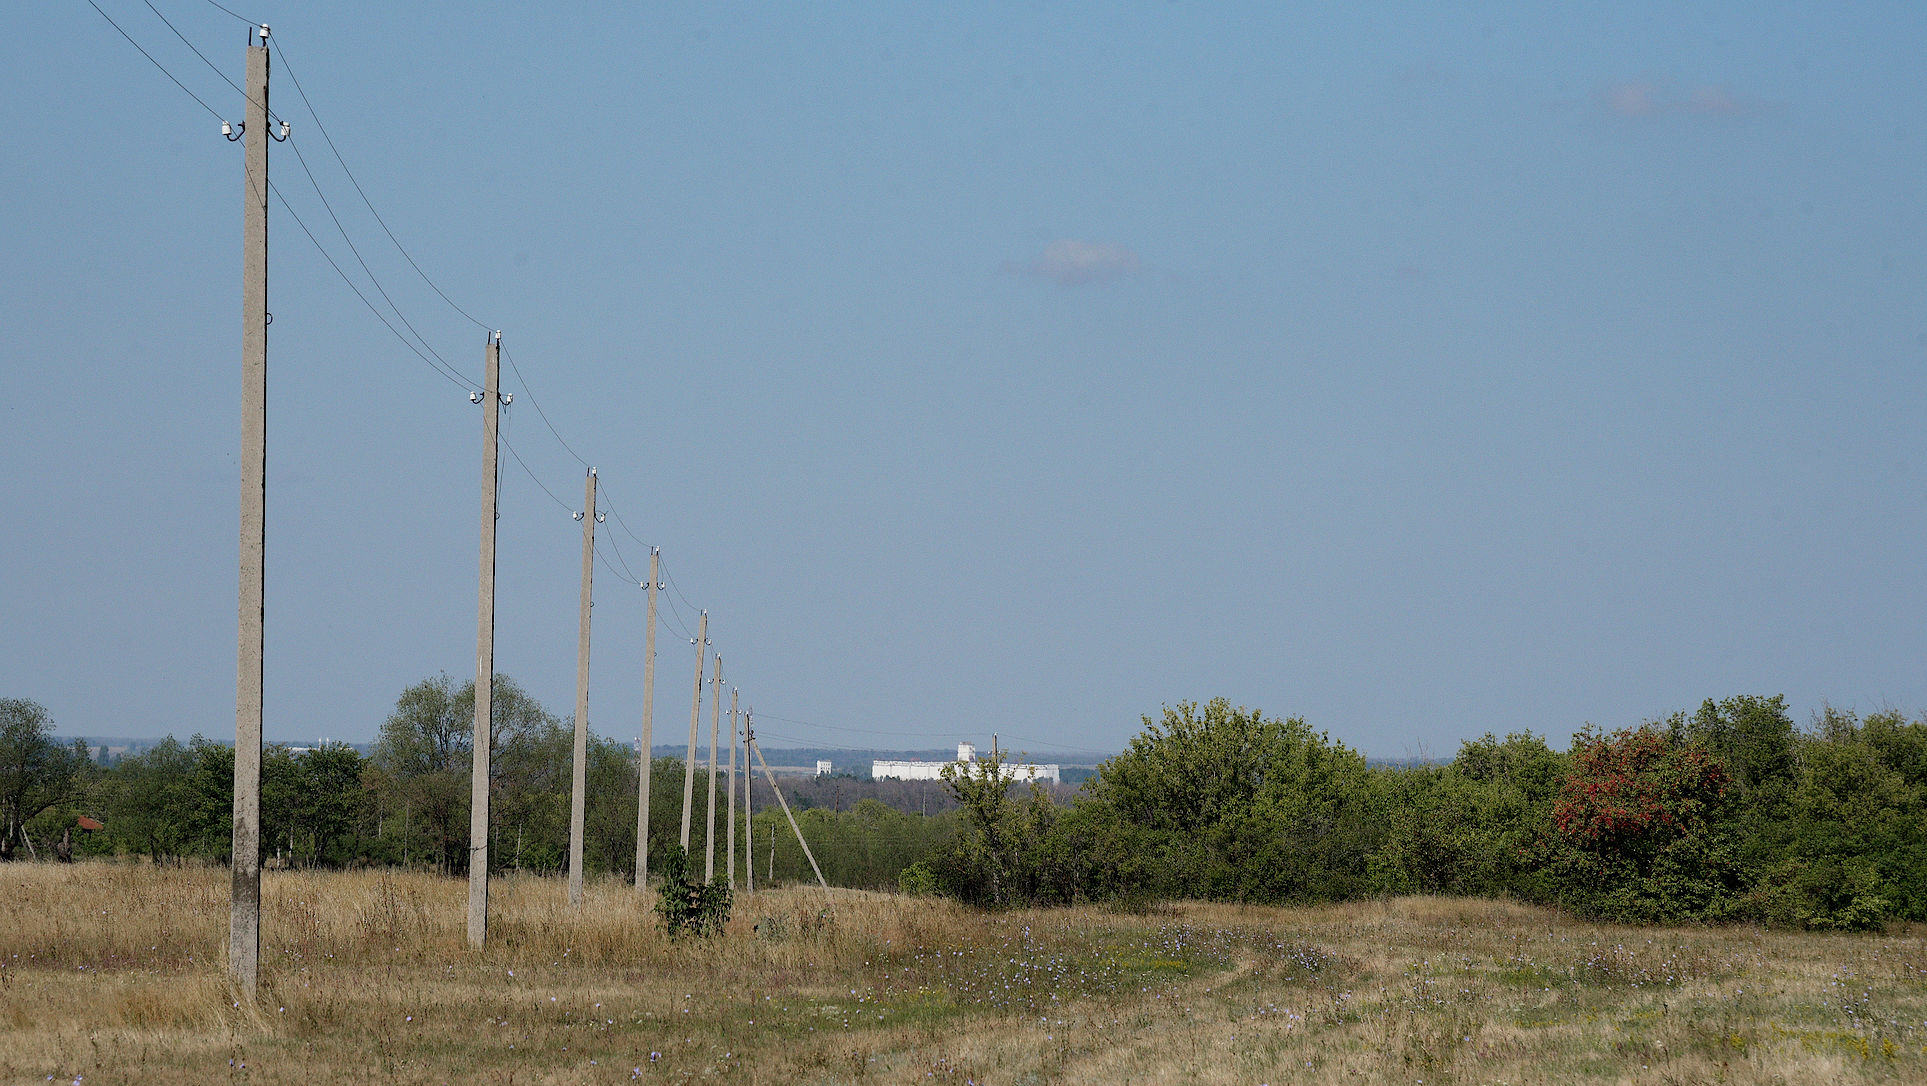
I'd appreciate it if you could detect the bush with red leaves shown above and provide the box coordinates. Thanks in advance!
[1553,725,1728,852]
[1547,724,1738,922]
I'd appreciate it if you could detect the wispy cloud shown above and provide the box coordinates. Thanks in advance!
[1599,80,1759,119]
[1005,239,1142,285]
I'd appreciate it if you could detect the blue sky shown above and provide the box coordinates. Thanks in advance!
[4,2,1924,757]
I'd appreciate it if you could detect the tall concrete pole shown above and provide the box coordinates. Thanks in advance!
[567,468,598,907]
[742,708,753,895]
[634,547,660,890]
[726,686,739,888]
[679,611,707,848]
[705,655,722,881]
[229,27,270,999]
[467,332,502,949]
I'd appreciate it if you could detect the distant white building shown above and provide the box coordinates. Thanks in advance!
[815,760,834,776]
[872,742,1060,784]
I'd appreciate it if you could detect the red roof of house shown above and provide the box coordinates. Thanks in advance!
[76,815,103,831]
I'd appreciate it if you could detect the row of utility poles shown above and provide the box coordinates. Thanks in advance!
[223,27,824,996]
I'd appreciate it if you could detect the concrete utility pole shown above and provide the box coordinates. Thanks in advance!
[567,468,599,907]
[634,548,661,890]
[680,611,707,848]
[726,686,739,888]
[705,655,722,880]
[742,708,754,895]
[229,25,271,999]
[467,331,503,949]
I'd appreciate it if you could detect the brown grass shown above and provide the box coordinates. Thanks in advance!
[3,861,1925,1083]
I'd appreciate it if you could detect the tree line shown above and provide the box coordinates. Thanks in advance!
[918,695,1927,929]
[9,687,1927,928]
[1,679,949,889]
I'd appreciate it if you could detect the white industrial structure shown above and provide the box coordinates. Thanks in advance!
[872,742,1060,784]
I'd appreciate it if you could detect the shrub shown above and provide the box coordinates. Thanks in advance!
[897,860,938,895]
[653,844,731,937]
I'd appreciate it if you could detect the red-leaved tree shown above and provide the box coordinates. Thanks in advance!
[1548,724,1735,921]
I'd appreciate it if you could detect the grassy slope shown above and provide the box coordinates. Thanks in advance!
[2,863,1925,1084]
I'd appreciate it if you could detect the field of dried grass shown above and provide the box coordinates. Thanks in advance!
[3,862,1925,1084]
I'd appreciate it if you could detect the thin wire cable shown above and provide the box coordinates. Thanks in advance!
[654,559,699,639]
[201,0,254,24]
[594,538,639,586]
[89,0,224,122]
[603,500,654,556]
[500,434,574,515]
[592,499,642,583]
[593,543,634,588]
[500,347,594,470]
[658,555,700,615]
[138,0,278,123]
[656,589,695,641]
[269,37,494,332]
[590,481,666,587]
[267,180,473,392]
[283,133,467,383]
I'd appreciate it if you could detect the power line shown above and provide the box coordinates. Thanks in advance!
[282,132,467,384]
[266,179,473,392]
[500,434,573,515]
[653,556,699,639]
[201,0,254,24]
[595,539,639,586]
[601,497,654,557]
[589,489,645,585]
[658,555,700,615]
[657,589,695,642]
[88,0,225,123]
[269,37,494,333]
[500,347,592,470]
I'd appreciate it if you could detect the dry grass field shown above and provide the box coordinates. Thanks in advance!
[3,863,1926,1084]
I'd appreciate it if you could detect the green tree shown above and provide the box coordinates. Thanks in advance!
[298,743,368,866]
[373,674,471,873]
[487,680,570,873]
[933,749,1065,907]
[0,698,88,861]
[370,672,567,874]
[259,743,366,867]
[1079,699,1380,903]
[1733,706,1927,928]
[1369,732,1566,899]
